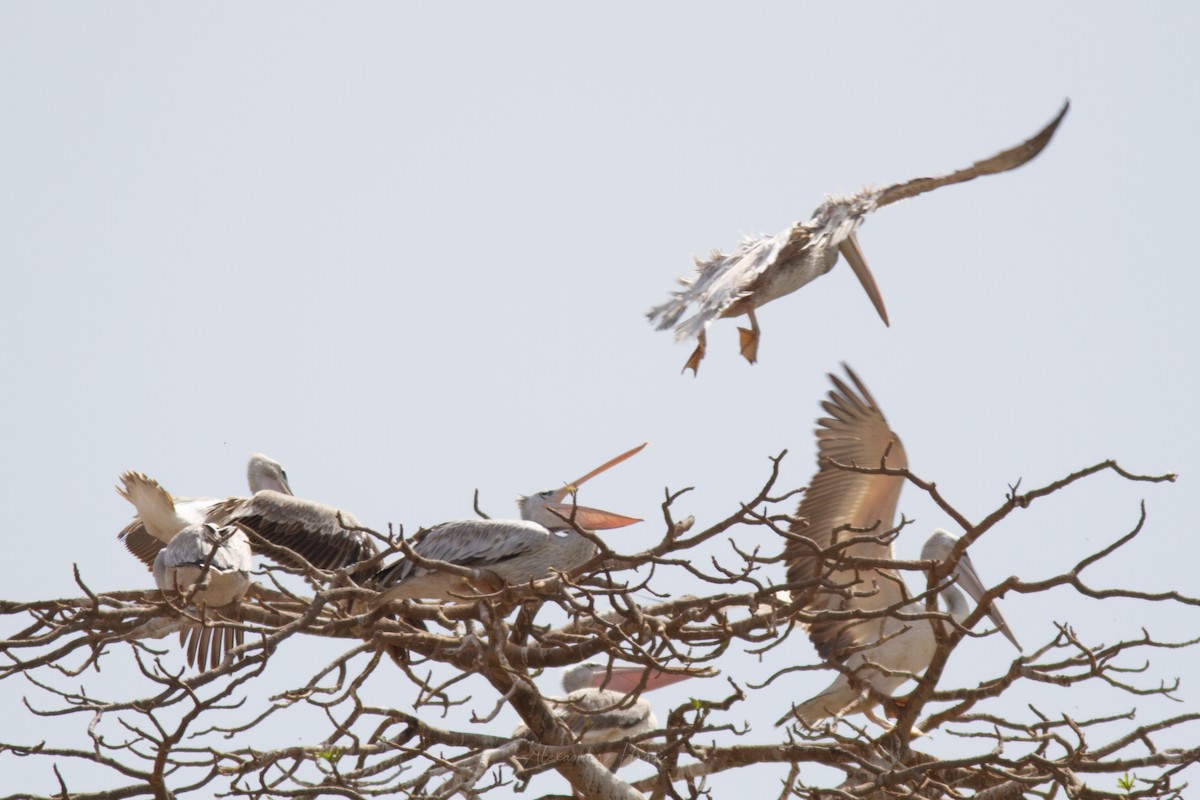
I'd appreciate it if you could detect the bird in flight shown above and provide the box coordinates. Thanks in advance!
[648,101,1069,374]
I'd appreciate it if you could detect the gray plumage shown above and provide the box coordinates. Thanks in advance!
[555,664,657,758]
[515,663,698,772]
[371,444,645,605]
[206,491,376,572]
[117,454,376,574]
[153,522,252,671]
[648,101,1069,372]
[117,454,376,669]
[373,517,603,604]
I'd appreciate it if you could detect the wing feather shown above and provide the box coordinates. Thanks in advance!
[646,229,791,340]
[118,519,169,569]
[213,491,377,572]
[785,366,908,660]
[876,101,1069,209]
[116,472,223,568]
[374,519,549,587]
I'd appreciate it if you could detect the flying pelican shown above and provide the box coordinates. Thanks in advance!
[647,101,1069,374]
[152,522,253,670]
[515,663,702,772]
[371,443,646,605]
[775,368,1020,729]
[117,454,377,668]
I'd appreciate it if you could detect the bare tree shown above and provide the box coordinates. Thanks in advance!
[0,453,1191,800]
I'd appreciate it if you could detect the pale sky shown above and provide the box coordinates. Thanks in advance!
[1,4,1197,796]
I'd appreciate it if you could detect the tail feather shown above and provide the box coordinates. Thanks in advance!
[181,616,244,671]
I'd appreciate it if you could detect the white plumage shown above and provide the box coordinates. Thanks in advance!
[117,454,376,668]
[648,102,1069,373]
[515,663,700,772]
[117,453,376,575]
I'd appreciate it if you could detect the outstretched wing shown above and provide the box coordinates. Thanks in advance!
[784,366,909,660]
[116,471,219,569]
[875,101,1069,209]
[212,491,377,572]
[118,518,170,569]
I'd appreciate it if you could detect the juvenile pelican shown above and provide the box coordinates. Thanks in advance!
[648,101,1069,373]
[117,454,377,668]
[371,443,646,605]
[153,523,253,670]
[515,663,701,771]
[776,368,1019,729]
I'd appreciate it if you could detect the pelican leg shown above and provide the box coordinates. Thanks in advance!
[877,695,930,738]
[682,330,707,376]
[863,706,928,738]
[863,707,892,728]
[737,309,760,364]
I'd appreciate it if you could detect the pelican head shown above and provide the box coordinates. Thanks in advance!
[922,530,1021,650]
[516,443,647,531]
[247,453,293,496]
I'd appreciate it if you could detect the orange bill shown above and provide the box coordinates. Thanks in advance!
[839,233,890,327]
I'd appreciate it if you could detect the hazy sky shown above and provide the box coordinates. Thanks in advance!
[1,4,1197,796]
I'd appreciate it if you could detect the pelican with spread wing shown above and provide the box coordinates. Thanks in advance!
[648,102,1069,374]
[117,454,377,668]
[118,454,376,574]
[371,443,646,605]
[776,368,1020,729]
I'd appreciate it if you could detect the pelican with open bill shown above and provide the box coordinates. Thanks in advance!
[776,367,1020,729]
[371,443,646,605]
[648,101,1069,373]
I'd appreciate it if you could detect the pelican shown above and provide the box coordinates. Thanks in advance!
[117,453,376,575]
[648,101,1069,374]
[515,663,701,771]
[152,523,252,670]
[371,443,646,605]
[775,368,1020,729]
[117,454,377,668]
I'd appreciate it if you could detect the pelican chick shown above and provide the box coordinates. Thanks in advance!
[516,663,702,772]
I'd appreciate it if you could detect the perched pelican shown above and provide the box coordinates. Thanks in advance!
[776,368,1020,729]
[371,443,646,605]
[153,523,253,670]
[648,101,1069,374]
[515,663,701,771]
[117,453,376,574]
[117,454,377,668]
